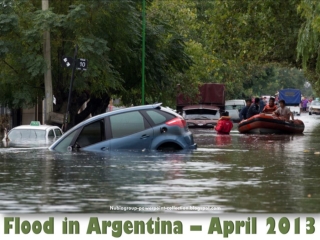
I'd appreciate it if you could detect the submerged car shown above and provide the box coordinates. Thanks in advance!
[182,105,220,128]
[49,103,197,153]
[309,100,320,115]
[225,99,246,122]
[4,121,63,147]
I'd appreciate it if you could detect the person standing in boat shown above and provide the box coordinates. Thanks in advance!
[259,96,266,113]
[262,97,277,114]
[239,99,252,121]
[214,111,233,134]
[246,97,260,119]
[273,100,295,121]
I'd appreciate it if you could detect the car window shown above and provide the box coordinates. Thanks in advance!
[75,119,106,148]
[145,110,174,125]
[110,111,148,138]
[8,129,46,139]
[8,130,21,139]
[21,130,34,138]
[48,130,54,137]
[54,129,62,137]
[54,130,79,152]
[184,109,218,120]
[34,130,46,138]
[225,105,244,110]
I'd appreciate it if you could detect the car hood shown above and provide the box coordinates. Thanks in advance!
[310,105,320,109]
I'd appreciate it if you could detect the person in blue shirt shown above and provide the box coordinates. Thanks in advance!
[239,99,252,121]
[246,98,260,119]
[259,97,266,113]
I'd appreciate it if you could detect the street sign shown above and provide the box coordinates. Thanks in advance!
[61,56,73,68]
[76,58,88,70]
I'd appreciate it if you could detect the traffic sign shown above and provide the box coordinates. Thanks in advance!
[61,56,73,68]
[76,58,88,70]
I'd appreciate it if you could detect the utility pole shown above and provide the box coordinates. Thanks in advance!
[63,45,78,132]
[141,0,146,105]
[42,0,53,124]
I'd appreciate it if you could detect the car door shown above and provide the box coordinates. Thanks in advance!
[108,110,154,150]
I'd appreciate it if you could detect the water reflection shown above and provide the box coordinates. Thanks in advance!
[0,114,320,213]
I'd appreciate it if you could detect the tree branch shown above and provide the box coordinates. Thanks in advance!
[2,60,19,74]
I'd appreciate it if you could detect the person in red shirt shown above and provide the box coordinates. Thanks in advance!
[214,111,233,134]
[262,97,277,114]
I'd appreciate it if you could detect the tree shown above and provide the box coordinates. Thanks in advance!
[297,0,320,93]
[0,0,192,128]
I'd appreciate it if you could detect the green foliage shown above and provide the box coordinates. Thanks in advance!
[0,0,319,115]
[0,0,192,115]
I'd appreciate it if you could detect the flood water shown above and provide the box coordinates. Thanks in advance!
[1,113,320,213]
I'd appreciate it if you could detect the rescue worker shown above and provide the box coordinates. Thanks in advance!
[239,99,252,121]
[262,97,277,114]
[246,98,260,119]
[214,111,233,134]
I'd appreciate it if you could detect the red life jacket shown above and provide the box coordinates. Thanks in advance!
[215,116,233,134]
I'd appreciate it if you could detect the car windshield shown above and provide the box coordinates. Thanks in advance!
[184,109,218,120]
[225,105,244,110]
[8,129,46,140]
[312,101,320,106]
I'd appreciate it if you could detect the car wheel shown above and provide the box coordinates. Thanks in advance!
[157,142,183,151]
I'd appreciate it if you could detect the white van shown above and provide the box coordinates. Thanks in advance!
[225,99,246,122]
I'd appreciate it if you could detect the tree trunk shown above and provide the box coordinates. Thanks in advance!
[42,0,53,124]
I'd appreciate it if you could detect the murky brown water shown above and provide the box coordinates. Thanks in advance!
[0,113,320,213]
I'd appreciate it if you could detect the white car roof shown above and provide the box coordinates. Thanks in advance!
[225,99,246,105]
[11,125,60,131]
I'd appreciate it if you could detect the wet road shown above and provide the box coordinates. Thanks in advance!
[0,112,320,213]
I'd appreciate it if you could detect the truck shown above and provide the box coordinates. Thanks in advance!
[278,88,301,116]
[176,83,225,127]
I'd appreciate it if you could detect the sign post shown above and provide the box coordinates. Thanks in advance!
[60,46,88,132]
[141,0,146,105]
[64,45,78,132]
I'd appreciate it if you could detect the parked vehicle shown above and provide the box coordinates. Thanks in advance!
[309,100,320,115]
[176,83,225,128]
[225,99,246,122]
[49,103,197,153]
[278,89,301,116]
[3,121,63,147]
[182,105,220,127]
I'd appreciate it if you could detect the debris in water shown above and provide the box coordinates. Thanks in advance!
[308,194,312,198]
[303,150,310,153]
[314,152,320,155]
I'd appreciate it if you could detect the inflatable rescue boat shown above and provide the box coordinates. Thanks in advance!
[238,114,304,134]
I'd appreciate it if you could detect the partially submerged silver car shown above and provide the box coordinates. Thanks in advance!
[3,121,63,147]
[309,100,320,115]
[49,103,197,152]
